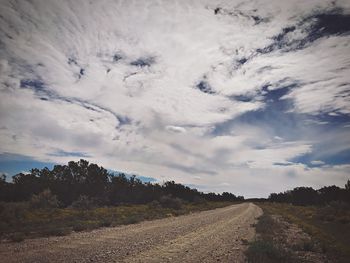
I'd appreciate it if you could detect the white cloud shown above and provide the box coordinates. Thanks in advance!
[165,126,187,133]
[311,160,325,165]
[0,0,349,197]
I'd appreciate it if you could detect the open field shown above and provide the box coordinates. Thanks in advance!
[0,200,234,242]
[251,202,350,263]
[0,203,261,263]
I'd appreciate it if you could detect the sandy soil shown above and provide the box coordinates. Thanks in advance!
[0,203,262,263]
[271,215,330,262]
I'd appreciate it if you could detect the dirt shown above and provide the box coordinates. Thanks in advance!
[0,203,262,263]
[271,215,330,262]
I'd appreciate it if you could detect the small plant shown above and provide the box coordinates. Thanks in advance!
[0,200,231,240]
[255,214,278,237]
[246,240,291,263]
[302,240,315,251]
[73,224,87,232]
[30,189,59,209]
[0,202,27,225]
[123,214,144,224]
[193,196,207,205]
[159,195,183,210]
[148,200,161,209]
[99,219,112,227]
[43,227,71,237]
[246,212,296,263]
[71,195,95,210]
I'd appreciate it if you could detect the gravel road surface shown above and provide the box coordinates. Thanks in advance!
[0,203,262,263]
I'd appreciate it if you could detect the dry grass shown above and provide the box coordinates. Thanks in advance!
[245,212,295,263]
[0,201,233,242]
[258,202,350,263]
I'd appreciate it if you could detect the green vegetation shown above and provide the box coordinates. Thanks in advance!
[0,159,243,242]
[249,180,350,262]
[246,212,295,263]
[258,202,350,263]
[0,159,243,206]
[0,198,233,241]
[268,180,350,206]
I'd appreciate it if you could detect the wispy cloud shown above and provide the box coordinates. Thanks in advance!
[0,0,349,197]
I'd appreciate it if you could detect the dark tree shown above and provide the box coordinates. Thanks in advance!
[0,160,243,206]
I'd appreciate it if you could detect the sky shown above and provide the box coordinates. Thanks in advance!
[0,0,350,197]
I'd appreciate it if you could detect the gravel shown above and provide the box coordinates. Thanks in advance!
[0,203,262,263]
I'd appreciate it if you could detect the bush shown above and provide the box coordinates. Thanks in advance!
[159,195,183,210]
[71,195,95,210]
[43,227,71,236]
[72,224,87,232]
[72,221,99,232]
[0,202,27,225]
[302,240,315,251]
[315,201,350,223]
[122,214,145,225]
[193,196,207,205]
[30,189,59,209]
[246,240,292,263]
[148,200,161,209]
[328,201,350,210]
[99,219,112,227]
[255,214,278,237]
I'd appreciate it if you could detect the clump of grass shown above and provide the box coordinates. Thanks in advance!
[1,201,233,242]
[72,224,87,232]
[292,238,316,252]
[71,195,96,210]
[259,202,350,263]
[147,200,161,209]
[246,240,292,263]
[246,213,295,263]
[42,227,72,237]
[99,219,112,227]
[314,201,350,224]
[72,221,99,232]
[255,214,278,237]
[159,195,183,210]
[30,189,59,210]
[302,240,315,251]
[125,217,139,224]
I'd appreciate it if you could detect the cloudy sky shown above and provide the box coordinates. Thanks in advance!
[1,0,350,197]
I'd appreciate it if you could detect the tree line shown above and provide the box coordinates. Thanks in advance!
[268,181,350,206]
[0,159,244,206]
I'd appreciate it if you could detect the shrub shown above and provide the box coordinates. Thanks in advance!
[0,202,27,225]
[328,201,350,210]
[246,240,292,263]
[193,196,207,205]
[72,221,99,232]
[99,220,112,227]
[315,201,350,223]
[159,195,183,210]
[71,195,95,210]
[73,224,87,232]
[148,200,161,209]
[30,189,59,209]
[255,214,278,237]
[43,227,71,236]
[302,240,315,251]
[125,216,139,224]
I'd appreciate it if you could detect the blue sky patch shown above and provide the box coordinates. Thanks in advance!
[0,153,56,179]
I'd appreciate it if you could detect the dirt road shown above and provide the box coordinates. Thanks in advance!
[0,203,262,263]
